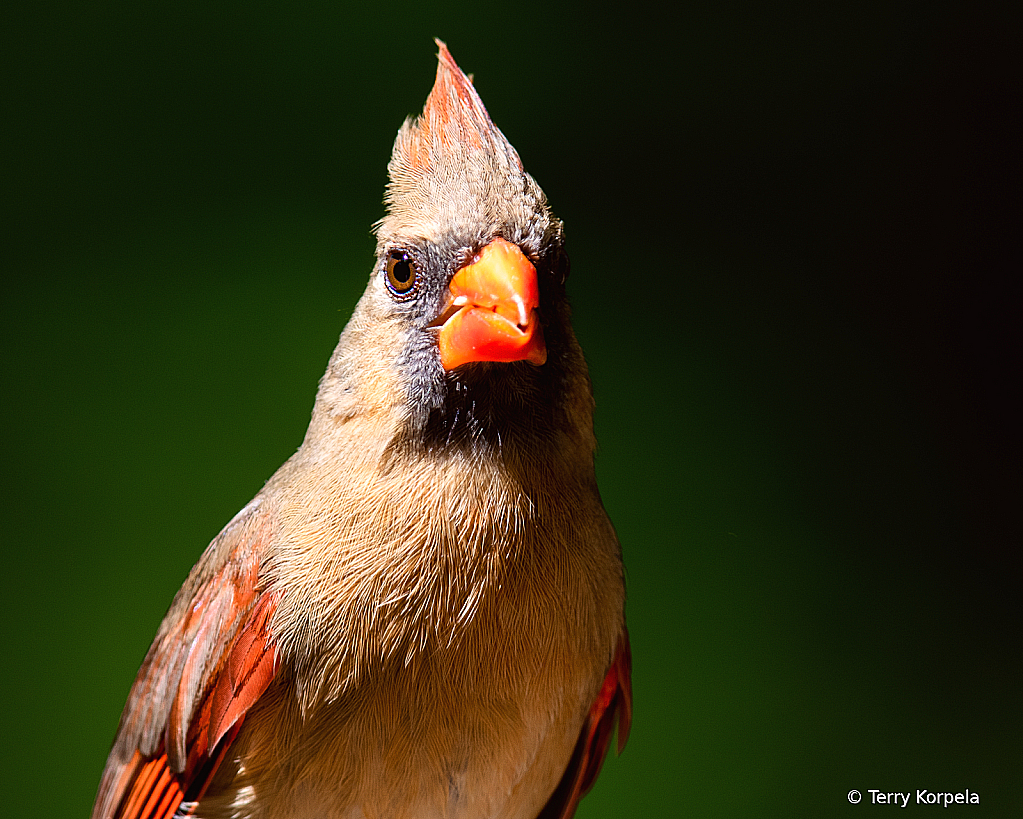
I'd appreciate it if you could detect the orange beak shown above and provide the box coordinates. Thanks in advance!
[436,237,547,371]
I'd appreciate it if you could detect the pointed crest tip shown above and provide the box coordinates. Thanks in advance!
[390,40,521,175]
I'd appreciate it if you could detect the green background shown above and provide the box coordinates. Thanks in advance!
[2,2,1018,816]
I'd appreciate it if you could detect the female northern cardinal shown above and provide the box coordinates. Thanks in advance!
[92,41,631,819]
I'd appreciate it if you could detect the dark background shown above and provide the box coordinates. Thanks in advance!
[2,2,1019,816]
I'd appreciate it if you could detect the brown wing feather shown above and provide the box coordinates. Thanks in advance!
[91,501,279,819]
[537,628,633,819]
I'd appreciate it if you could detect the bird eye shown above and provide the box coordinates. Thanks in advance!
[385,250,417,298]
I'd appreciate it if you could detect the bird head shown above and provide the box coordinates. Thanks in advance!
[314,42,591,456]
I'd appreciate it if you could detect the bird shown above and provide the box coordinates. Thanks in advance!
[91,40,631,819]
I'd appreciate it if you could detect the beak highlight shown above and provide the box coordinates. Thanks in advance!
[437,238,547,371]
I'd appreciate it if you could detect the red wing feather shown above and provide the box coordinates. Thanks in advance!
[537,628,633,819]
[207,590,279,751]
[117,753,184,819]
[91,502,279,819]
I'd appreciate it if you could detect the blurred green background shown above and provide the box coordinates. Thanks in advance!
[2,1,1018,816]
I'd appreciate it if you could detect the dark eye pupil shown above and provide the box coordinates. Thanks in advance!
[392,261,412,283]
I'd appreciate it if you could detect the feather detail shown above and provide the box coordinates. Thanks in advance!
[404,38,522,171]
[537,629,633,819]
[207,590,279,750]
[116,753,184,819]
[91,502,279,819]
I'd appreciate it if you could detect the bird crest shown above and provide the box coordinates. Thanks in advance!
[400,39,522,172]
